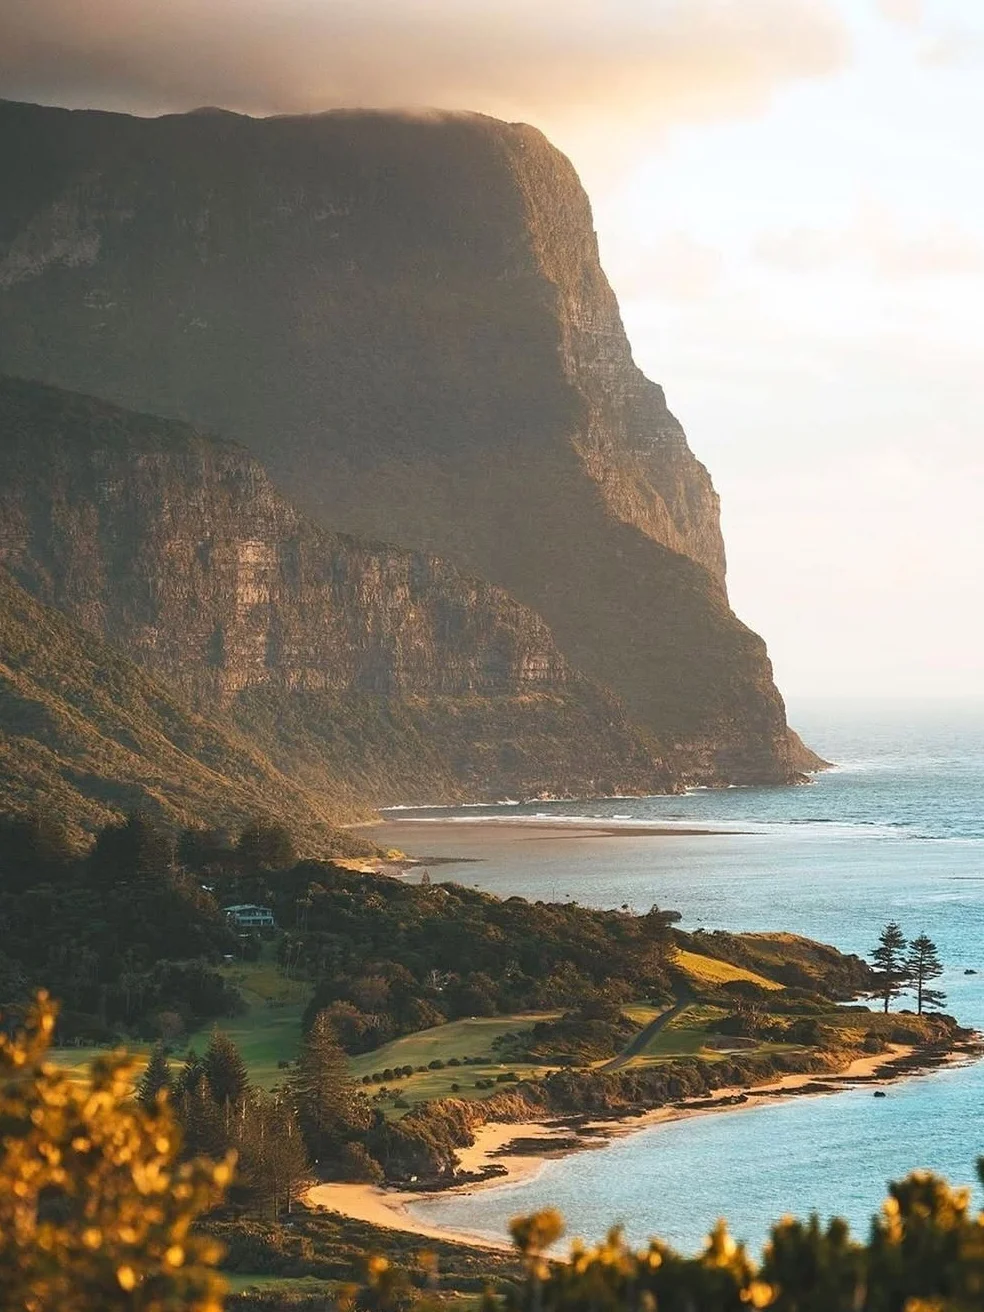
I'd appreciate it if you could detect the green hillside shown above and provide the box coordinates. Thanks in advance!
[0,567,371,853]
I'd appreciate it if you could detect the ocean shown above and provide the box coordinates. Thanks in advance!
[385,699,984,1254]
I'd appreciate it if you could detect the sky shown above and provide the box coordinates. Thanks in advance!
[2,0,982,700]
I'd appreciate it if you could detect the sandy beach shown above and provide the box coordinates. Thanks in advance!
[366,816,741,863]
[372,819,734,840]
[305,1044,923,1252]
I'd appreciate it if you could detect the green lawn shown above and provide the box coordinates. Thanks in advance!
[621,1003,666,1027]
[350,1013,563,1113]
[349,1013,557,1078]
[224,1274,339,1296]
[49,998,306,1093]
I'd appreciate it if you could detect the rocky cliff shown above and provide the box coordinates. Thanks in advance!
[0,99,819,782]
[0,566,370,848]
[0,376,673,806]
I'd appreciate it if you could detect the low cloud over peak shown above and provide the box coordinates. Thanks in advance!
[2,0,848,133]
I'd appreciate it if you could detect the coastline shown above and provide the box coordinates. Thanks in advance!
[367,819,736,838]
[307,1041,973,1253]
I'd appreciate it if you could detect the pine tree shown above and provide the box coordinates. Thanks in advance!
[88,811,174,888]
[176,1046,204,1096]
[237,819,295,873]
[202,1028,250,1107]
[178,1078,230,1158]
[289,1010,368,1164]
[906,932,946,1015]
[236,1091,310,1218]
[870,921,909,1013]
[136,1042,172,1109]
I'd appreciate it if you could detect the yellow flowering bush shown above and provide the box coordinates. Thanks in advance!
[495,1171,984,1312]
[0,993,232,1312]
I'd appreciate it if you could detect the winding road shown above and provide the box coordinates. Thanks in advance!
[602,988,695,1071]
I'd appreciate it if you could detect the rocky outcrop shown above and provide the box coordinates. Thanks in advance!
[0,566,367,848]
[0,100,820,782]
[0,376,673,805]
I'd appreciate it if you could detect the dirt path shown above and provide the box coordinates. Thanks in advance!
[602,988,694,1071]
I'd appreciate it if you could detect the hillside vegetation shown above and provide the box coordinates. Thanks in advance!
[0,567,369,849]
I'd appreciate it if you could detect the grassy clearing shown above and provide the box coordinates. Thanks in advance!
[224,1274,339,1296]
[674,949,782,992]
[364,1060,558,1115]
[622,1003,666,1027]
[349,1014,557,1078]
[350,1013,563,1113]
[49,954,310,1091]
[628,1004,730,1063]
[211,951,312,1088]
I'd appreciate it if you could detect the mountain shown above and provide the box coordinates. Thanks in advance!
[0,376,673,808]
[0,99,820,783]
[0,565,373,849]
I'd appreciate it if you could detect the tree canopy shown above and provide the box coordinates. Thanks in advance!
[0,994,230,1311]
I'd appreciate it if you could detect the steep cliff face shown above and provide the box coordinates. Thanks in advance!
[0,377,673,803]
[0,99,818,782]
[0,566,370,848]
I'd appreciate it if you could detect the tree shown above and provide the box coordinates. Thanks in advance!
[0,812,75,891]
[905,932,946,1015]
[289,1009,369,1164]
[88,812,174,888]
[235,1092,309,1219]
[870,921,909,1013]
[237,819,295,873]
[136,1042,172,1109]
[0,993,230,1311]
[202,1028,250,1108]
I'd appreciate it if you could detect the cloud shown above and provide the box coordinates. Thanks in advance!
[875,0,924,26]
[754,204,984,280]
[0,0,848,132]
[919,29,984,69]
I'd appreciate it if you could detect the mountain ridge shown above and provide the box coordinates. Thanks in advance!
[0,99,821,783]
[0,374,677,809]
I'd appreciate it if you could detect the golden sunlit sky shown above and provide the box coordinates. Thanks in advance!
[3,0,982,699]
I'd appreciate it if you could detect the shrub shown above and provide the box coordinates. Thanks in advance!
[0,994,229,1310]
[338,1141,385,1185]
[428,1059,445,1070]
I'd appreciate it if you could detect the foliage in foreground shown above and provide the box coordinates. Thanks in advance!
[488,1179,984,1312]
[5,992,984,1312]
[0,994,231,1312]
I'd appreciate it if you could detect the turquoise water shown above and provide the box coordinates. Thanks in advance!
[394,700,984,1253]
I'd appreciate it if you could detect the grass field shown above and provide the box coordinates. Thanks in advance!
[674,949,783,992]
[632,1004,729,1060]
[224,1274,339,1296]
[349,1013,564,1113]
[349,1013,557,1077]
[50,950,885,1107]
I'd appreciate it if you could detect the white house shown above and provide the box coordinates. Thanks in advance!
[223,903,276,929]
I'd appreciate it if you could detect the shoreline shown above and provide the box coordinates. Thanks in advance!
[307,1041,976,1253]
[365,819,737,838]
